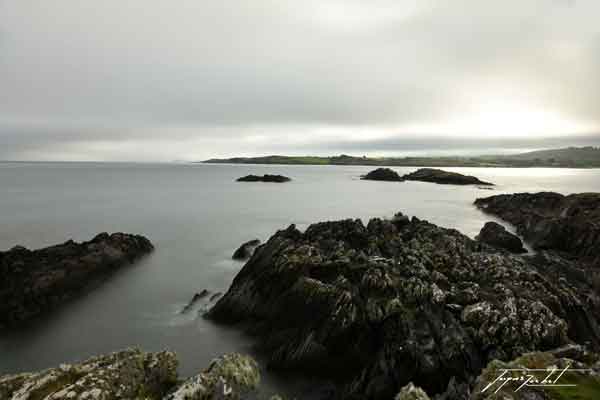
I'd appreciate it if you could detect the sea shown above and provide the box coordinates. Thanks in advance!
[1,162,599,397]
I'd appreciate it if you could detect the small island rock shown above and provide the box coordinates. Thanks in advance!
[361,168,403,181]
[402,168,493,185]
[236,174,291,183]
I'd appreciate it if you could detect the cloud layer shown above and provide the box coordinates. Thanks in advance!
[1,1,599,160]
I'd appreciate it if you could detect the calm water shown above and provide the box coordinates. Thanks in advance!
[1,163,599,397]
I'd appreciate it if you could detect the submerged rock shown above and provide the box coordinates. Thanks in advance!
[236,174,291,183]
[475,192,600,267]
[476,221,526,253]
[0,232,154,328]
[207,215,600,398]
[361,168,403,181]
[181,289,211,314]
[0,350,261,400]
[402,168,493,186]
[232,239,261,260]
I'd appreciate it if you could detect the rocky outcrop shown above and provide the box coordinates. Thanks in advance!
[164,353,259,400]
[475,192,600,267]
[475,222,526,254]
[402,168,493,186]
[361,168,403,181]
[0,232,154,328]
[207,216,600,399]
[232,239,261,260]
[0,350,261,400]
[236,174,291,183]
[0,348,178,400]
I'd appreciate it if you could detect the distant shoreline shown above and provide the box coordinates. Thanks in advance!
[202,147,600,168]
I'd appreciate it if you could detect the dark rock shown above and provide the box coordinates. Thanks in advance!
[392,212,410,227]
[232,239,261,260]
[0,233,154,328]
[207,216,600,398]
[181,289,211,314]
[236,174,291,183]
[475,221,526,253]
[361,168,404,181]
[475,192,600,267]
[210,292,223,302]
[402,168,493,186]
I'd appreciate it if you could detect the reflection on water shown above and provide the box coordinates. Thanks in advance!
[0,162,599,397]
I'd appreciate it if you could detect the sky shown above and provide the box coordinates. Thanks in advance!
[1,0,599,161]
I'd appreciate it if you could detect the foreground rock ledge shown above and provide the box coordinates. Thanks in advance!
[0,232,154,328]
[207,215,600,399]
[0,349,260,400]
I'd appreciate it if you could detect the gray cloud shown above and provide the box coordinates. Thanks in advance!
[0,0,599,160]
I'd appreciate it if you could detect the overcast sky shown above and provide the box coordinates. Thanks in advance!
[1,1,599,161]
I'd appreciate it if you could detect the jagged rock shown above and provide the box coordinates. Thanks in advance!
[475,222,526,253]
[210,292,223,302]
[0,232,154,328]
[402,168,493,186]
[0,350,261,400]
[472,350,600,400]
[475,192,600,267]
[236,175,291,183]
[361,168,403,181]
[164,353,259,400]
[0,348,178,400]
[181,290,211,314]
[395,383,431,400]
[232,239,261,260]
[207,215,600,398]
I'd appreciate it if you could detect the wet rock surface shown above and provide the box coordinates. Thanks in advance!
[0,233,154,328]
[402,168,493,186]
[0,350,260,400]
[233,239,261,260]
[207,215,600,399]
[236,174,291,183]
[475,192,600,267]
[475,222,526,254]
[361,168,403,181]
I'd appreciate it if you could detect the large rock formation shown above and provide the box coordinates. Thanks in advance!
[402,168,493,186]
[0,232,154,328]
[475,222,526,254]
[475,192,600,268]
[361,168,403,181]
[236,174,291,183]
[0,349,260,400]
[207,216,600,399]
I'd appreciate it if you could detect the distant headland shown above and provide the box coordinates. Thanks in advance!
[203,146,600,168]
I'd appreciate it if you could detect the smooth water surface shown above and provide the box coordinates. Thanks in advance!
[1,163,599,396]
